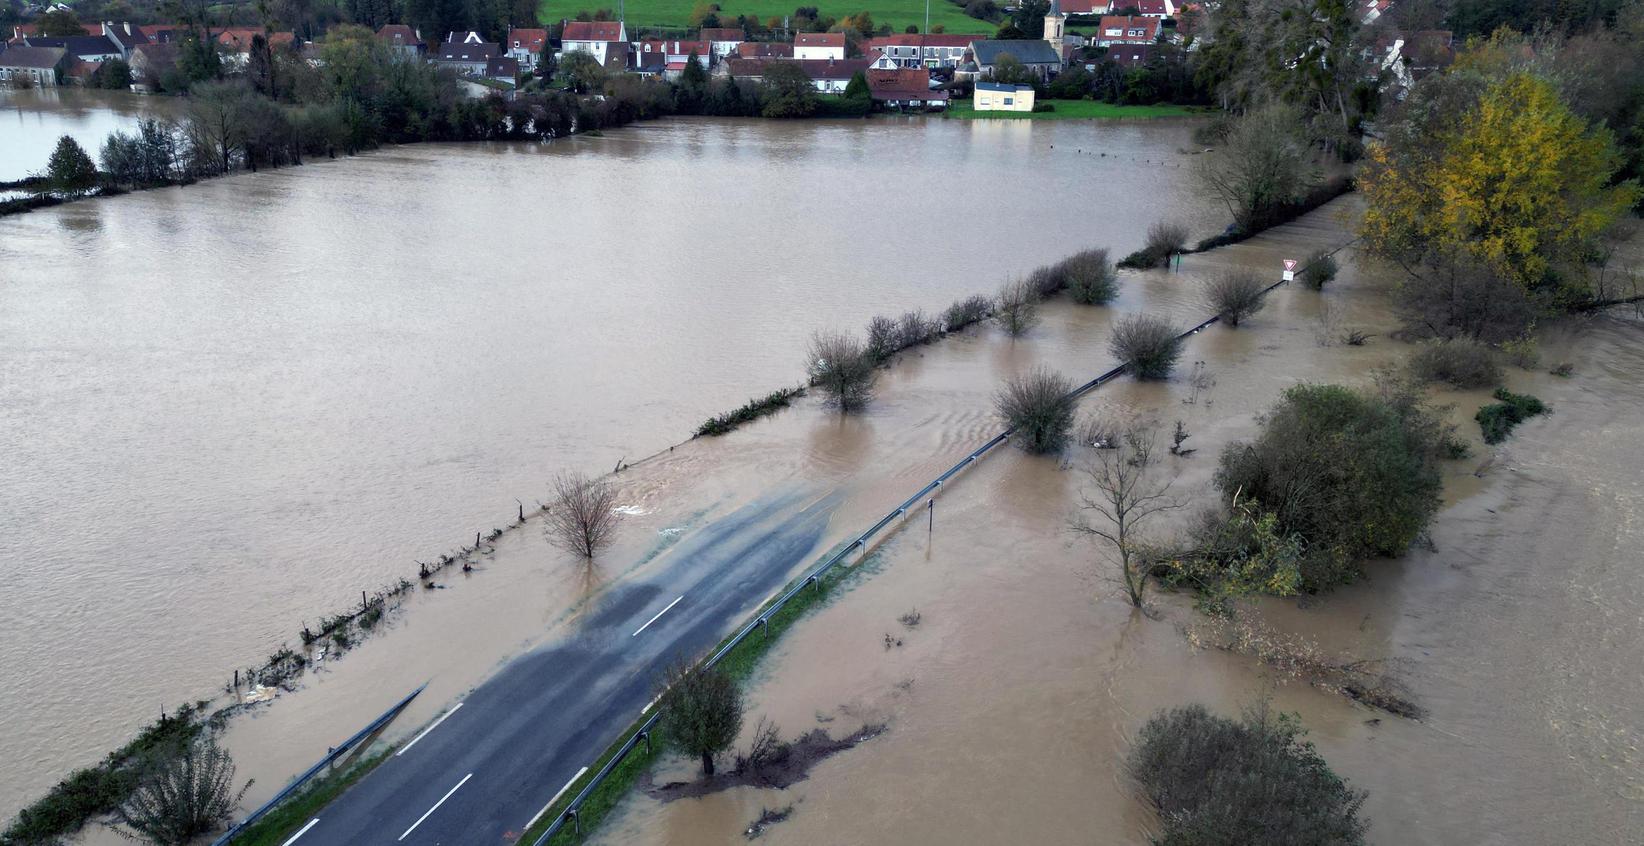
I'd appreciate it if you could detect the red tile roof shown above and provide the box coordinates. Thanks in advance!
[508,27,547,52]
[562,21,624,42]
[793,32,845,48]
[861,33,975,50]
[376,24,423,47]
[735,41,793,57]
[865,67,945,100]
[1096,15,1159,42]
[1059,0,1109,12]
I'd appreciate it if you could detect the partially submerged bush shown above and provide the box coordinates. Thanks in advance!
[1028,264,1064,298]
[1299,249,1338,290]
[1407,340,1503,389]
[897,309,939,348]
[1215,383,1456,589]
[113,734,250,846]
[1117,220,1190,269]
[1062,248,1119,305]
[943,294,993,331]
[1476,388,1548,444]
[807,330,877,411]
[995,367,1077,453]
[996,276,1039,337]
[1109,314,1183,380]
[865,314,898,362]
[1128,703,1368,846]
[696,387,804,436]
[1204,271,1268,327]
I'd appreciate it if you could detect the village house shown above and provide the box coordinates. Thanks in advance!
[698,27,745,62]
[137,24,188,43]
[793,31,845,60]
[1129,0,1175,17]
[1058,0,1110,13]
[973,80,1034,111]
[101,22,150,60]
[215,28,297,65]
[0,44,68,85]
[505,27,546,67]
[962,39,1063,81]
[637,38,710,78]
[560,20,627,66]
[861,33,974,68]
[1104,42,1154,66]
[865,67,947,110]
[485,56,519,84]
[1092,15,1160,47]
[723,56,871,93]
[375,24,425,58]
[434,39,500,74]
[128,41,176,90]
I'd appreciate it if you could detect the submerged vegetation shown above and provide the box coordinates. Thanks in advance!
[695,387,805,437]
[1476,389,1549,444]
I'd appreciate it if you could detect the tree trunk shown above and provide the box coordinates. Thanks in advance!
[701,751,715,776]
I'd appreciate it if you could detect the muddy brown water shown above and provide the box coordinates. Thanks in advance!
[0,88,178,182]
[0,114,1224,822]
[587,202,1644,845]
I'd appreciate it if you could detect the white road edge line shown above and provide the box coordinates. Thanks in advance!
[397,703,463,757]
[640,693,662,715]
[397,772,472,842]
[631,595,684,637]
[280,818,320,845]
[525,766,589,830]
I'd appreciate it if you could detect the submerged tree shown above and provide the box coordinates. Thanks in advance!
[658,661,743,776]
[1074,426,1183,607]
[545,471,621,558]
[807,330,876,411]
[112,735,250,846]
[47,135,99,197]
[995,367,1077,453]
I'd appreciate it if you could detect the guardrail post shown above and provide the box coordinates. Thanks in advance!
[569,808,580,834]
[760,617,769,638]
[640,730,650,752]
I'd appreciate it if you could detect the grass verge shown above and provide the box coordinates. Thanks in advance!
[234,749,394,846]
[537,0,994,34]
[517,543,873,845]
[945,100,1205,120]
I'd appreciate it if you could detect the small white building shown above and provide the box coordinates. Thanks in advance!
[793,31,845,61]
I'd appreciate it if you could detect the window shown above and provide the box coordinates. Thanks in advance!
[1003,96,1014,105]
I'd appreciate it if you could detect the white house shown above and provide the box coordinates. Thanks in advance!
[793,31,845,60]
[699,27,745,63]
[560,20,627,66]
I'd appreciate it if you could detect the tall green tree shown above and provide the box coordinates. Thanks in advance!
[759,61,818,118]
[658,663,742,776]
[46,136,99,197]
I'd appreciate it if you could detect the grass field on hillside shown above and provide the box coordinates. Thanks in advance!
[538,0,997,34]
[946,99,1206,119]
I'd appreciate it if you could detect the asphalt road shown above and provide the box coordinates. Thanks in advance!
[287,489,835,845]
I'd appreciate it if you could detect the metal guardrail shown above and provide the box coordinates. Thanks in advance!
[528,266,1307,844]
[212,683,426,845]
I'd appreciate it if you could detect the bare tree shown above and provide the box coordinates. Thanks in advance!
[807,330,877,411]
[1074,426,1184,607]
[112,735,250,846]
[1204,270,1268,327]
[996,276,1039,336]
[995,367,1077,453]
[545,471,621,558]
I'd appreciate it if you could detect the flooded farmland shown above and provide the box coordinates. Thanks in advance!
[0,113,1222,821]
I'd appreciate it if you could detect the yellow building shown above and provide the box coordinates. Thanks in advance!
[973,82,1036,111]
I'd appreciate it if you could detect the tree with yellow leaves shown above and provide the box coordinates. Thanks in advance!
[1360,72,1638,307]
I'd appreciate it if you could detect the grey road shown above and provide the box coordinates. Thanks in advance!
[287,490,835,845]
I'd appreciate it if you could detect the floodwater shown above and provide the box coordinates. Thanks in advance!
[590,201,1644,845]
[0,88,175,181]
[0,114,1224,821]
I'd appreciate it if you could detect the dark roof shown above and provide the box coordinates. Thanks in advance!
[724,56,870,80]
[22,34,120,56]
[435,41,500,61]
[975,81,1031,92]
[0,44,67,68]
[970,39,1062,66]
[485,56,519,77]
[866,68,946,100]
[735,41,792,57]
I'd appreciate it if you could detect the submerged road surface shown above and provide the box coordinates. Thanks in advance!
[288,490,835,845]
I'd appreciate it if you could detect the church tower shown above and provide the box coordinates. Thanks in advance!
[1044,0,1066,57]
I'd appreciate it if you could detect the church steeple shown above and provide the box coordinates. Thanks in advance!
[1044,0,1066,56]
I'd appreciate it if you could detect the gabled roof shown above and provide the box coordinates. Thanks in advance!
[376,24,423,47]
[508,28,547,52]
[639,39,708,56]
[865,67,945,100]
[0,44,67,68]
[215,29,296,51]
[735,41,792,57]
[862,33,975,50]
[435,41,500,60]
[793,32,845,48]
[1096,15,1160,40]
[699,27,745,42]
[1060,0,1108,12]
[21,34,120,56]
[138,24,188,42]
[970,39,1062,66]
[724,56,870,80]
[485,56,519,77]
[1132,0,1170,15]
[562,21,624,42]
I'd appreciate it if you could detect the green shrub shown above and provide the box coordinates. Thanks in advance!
[1128,703,1368,846]
[865,315,898,362]
[943,295,994,331]
[696,387,804,436]
[1109,314,1183,380]
[1062,248,1119,305]
[1476,388,1548,444]
[1299,249,1338,289]
[1407,340,1503,389]
[995,367,1077,453]
[1215,383,1454,589]
[1117,220,1188,269]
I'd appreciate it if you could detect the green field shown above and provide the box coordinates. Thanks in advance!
[538,0,997,34]
[946,99,1206,120]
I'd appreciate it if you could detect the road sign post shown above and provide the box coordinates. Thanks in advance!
[1282,258,1297,282]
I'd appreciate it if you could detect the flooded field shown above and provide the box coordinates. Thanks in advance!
[585,202,1644,845]
[0,88,174,181]
[0,114,1224,820]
